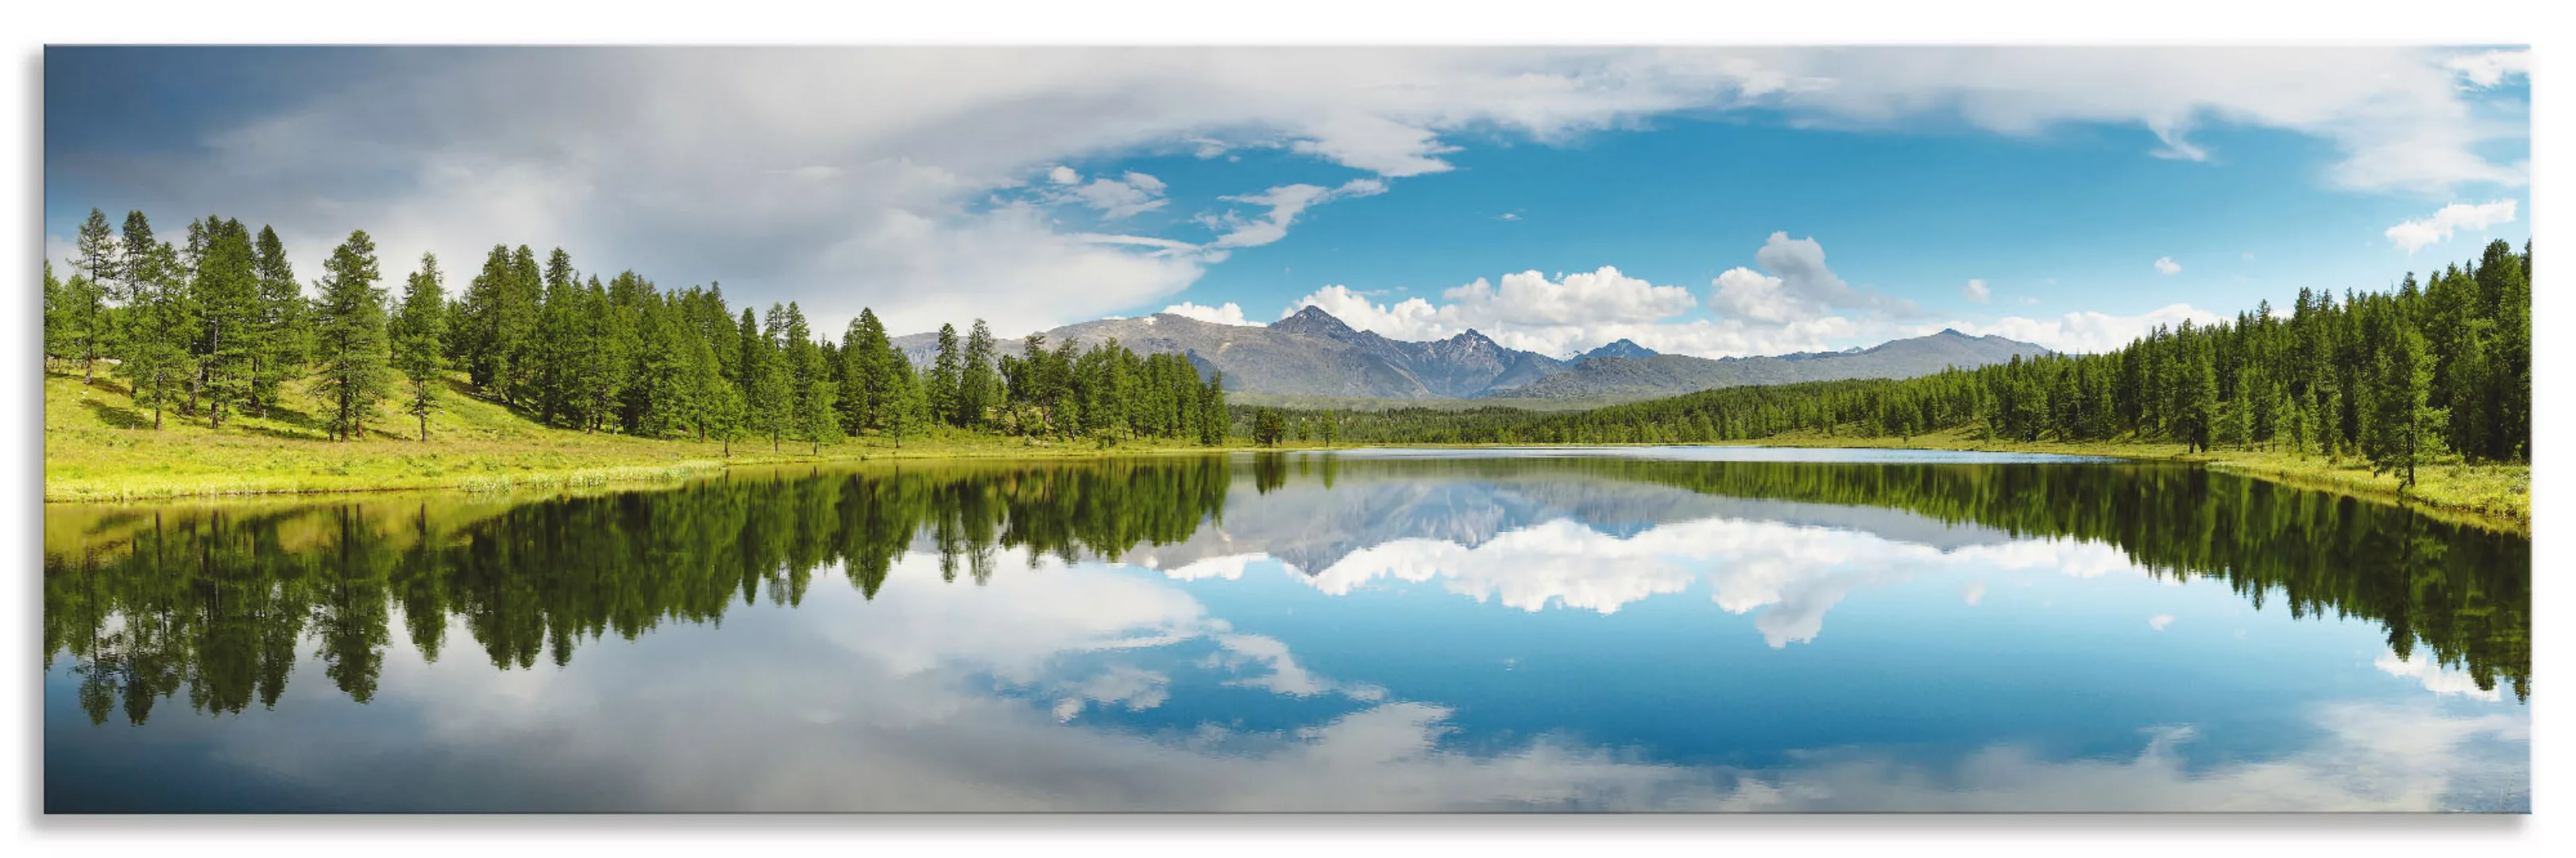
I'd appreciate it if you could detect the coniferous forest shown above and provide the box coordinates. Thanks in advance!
[43,209,1232,453]
[41,208,2529,500]
[1254,240,2532,489]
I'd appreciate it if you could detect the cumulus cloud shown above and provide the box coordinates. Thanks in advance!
[1279,234,1929,359]
[1709,232,1917,325]
[1159,300,1255,327]
[1302,512,2145,647]
[2153,257,2182,275]
[47,46,2528,338]
[1928,303,2224,354]
[2384,199,2518,253]
[1962,279,1991,303]
[1284,265,1701,357]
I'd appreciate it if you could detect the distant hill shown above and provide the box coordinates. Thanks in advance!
[1485,329,2053,401]
[893,311,2045,402]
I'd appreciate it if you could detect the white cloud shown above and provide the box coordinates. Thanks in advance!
[1042,168,1172,219]
[1159,300,1254,327]
[1302,512,2145,648]
[2375,650,2504,701]
[2149,615,2176,632]
[2384,199,2518,254]
[2446,49,2530,89]
[1709,232,1916,325]
[2153,257,2182,275]
[1929,303,2224,354]
[1281,233,1929,359]
[1962,581,1987,606]
[59,47,2528,341]
[1206,178,1386,249]
[1284,265,1704,357]
[1962,278,1991,303]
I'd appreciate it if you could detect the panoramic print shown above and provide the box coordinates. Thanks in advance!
[40,46,2531,812]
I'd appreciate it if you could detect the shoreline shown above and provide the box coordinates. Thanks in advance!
[44,430,2528,533]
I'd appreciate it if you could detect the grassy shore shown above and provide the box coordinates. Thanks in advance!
[41,371,1259,503]
[1686,427,2530,531]
[44,370,2529,531]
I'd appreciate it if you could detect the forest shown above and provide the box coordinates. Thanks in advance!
[41,207,2532,503]
[42,209,1232,454]
[43,454,2527,726]
[1253,240,2532,489]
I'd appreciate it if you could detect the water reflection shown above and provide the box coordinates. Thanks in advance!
[43,450,2531,811]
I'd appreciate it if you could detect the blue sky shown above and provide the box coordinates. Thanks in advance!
[44,47,2531,358]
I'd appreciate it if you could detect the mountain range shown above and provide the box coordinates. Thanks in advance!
[893,307,2049,404]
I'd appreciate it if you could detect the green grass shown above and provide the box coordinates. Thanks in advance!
[42,369,1257,503]
[44,369,2530,532]
[1678,426,2530,532]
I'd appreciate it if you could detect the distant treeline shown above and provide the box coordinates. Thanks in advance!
[1254,241,2532,485]
[43,209,1230,450]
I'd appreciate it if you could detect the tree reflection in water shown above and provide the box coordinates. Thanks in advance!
[44,453,2529,726]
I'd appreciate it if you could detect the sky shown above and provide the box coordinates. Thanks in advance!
[42,46,2532,359]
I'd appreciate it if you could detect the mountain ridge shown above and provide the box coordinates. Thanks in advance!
[891,308,2049,402]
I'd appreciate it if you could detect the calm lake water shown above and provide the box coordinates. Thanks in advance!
[43,447,2531,812]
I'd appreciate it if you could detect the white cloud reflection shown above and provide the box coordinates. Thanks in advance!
[1275,513,2143,647]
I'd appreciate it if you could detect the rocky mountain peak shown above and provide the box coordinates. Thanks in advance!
[1271,305,1359,338]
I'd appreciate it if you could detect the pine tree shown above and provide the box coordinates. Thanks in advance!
[928,323,960,427]
[502,245,545,406]
[249,226,307,417]
[636,300,702,439]
[531,257,587,427]
[1253,408,1287,446]
[388,253,448,441]
[43,260,64,362]
[193,218,260,427]
[115,235,189,430]
[839,309,895,433]
[309,230,391,442]
[70,209,120,384]
[959,319,997,429]
[683,327,726,443]
[751,305,792,451]
[454,245,515,396]
[2367,323,2447,488]
[776,303,837,453]
[883,360,925,448]
[708,381,748,457]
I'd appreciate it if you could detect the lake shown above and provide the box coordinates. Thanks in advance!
[42,447,2531,812]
